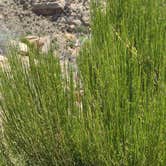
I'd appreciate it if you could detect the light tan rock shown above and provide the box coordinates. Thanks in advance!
[25,35,51,54]
[10,40,28,55]
[0,55,9,71]
[25,35,40,45]
[65,33,76,41]
[0,55,7,64]
[0,14,4,19]
[40,36,51,54]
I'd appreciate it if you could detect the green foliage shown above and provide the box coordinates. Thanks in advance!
[0,47,77,165]
[0,0,166,165]
[77,0,166,165]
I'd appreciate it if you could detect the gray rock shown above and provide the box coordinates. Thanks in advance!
[32,1,65,16]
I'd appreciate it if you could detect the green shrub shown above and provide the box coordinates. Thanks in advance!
[77,0,166,165]
[0,46,79,165]
[0,0,166,165]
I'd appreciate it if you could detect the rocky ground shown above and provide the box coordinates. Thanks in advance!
[0,0,90,59]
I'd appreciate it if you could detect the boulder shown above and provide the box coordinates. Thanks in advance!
[32,1,65,16]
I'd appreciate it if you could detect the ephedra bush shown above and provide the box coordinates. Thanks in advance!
[0,0,166,165]
[77,0,166,165]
